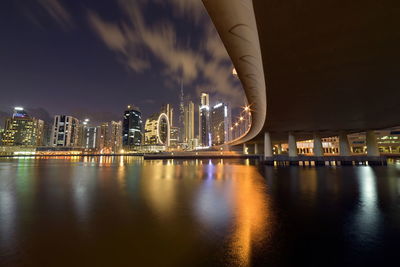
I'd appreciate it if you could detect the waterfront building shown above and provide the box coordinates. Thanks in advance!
[0,127,4,145]
[348,128,400,154]
[179,84,185,141]
[50,115,80,147]
[199,93,211,147]
[123,105,143,150]
[161,104,174,127]
[184,101,195,143]
[82,126,98,150]
[188,138,199,150]
[2,107,44,147]
[97,122,110,152]
[144,112,170,146]
[169,126,180,148]
[284,137,340,155]
[110,121,123,153]
[211,102,232,146]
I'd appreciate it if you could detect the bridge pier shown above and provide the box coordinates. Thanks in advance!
[338,132,352,165]
[288,132,298,165]
[366,130,379,156]
[264,132,273,164]
[313,132,324,166]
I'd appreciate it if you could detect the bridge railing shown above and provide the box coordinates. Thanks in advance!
[229,105,252,144]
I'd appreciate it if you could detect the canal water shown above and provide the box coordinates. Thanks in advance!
[0,157,399,266]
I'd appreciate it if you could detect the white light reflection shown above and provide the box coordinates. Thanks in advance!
[0,191,16,249]
[350,167,382,245]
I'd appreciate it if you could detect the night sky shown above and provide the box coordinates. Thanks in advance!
[0,0,244,126]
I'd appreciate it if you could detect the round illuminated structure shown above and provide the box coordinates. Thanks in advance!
[157,113,170,146]
[144,112,170,147]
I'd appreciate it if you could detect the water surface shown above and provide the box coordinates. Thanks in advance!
[0,157,400,266]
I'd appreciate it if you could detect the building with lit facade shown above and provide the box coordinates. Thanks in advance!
[211,102,232,146]
[50,115,80,147]
[184,101,194,143]
[2,107,44,147]
[110,121,123,153]
[123,105,143,150]
[169,126,180,148]
[348,128,400,154]
[144,112,170,146]
[161,104,174,127]
[199,93,211,147]
[97,122,111,152]
[0,127,4,145]
[83,126,98,149]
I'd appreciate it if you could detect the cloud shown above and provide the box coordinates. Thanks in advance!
[37,0,73,29]
[88,0,245,106]
[18,0,73,29]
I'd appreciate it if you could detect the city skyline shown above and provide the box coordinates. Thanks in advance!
[0,0,244,125]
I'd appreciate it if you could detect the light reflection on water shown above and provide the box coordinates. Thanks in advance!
[0,157,400,266]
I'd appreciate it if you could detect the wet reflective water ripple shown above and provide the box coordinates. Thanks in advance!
[0,157,400,266]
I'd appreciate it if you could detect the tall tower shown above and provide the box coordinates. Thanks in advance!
[161,104,174,127]
[50,115,79,147]
[184,101,194,143]
[178,80,185,142]
[199,93,211,147]
[211,102,232,146]
[2,107,44,147]
[123,105,143,150]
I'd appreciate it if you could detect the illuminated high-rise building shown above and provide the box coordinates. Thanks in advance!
[144,112,170,146]
[161,104,174,127]
[0,127,4,145]
[83,126,98,149]
[2,107,44,147]
[169,126,180,148]
[123,105,143,149]
[184,101,194,143]
[211,102,232,146]
[199,93,211,147]
[50,115,80,147]
[110,121,123,153]
[97,122,110,151]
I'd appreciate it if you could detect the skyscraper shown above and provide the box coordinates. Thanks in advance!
[110,121,123,153]
[2,107,44,147]
[199,93,211,147]
[83,126,98,149]
[123,105,143,149]
[50,115,80,147]
[169,126,180,148]
[211,102,232,146]
[97,122,110,151]
[161,104,174,127]
[184,101,194,143]
[179,82,185,142]
[144,112,170,146]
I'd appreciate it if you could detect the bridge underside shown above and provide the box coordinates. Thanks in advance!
[204,0,400,143]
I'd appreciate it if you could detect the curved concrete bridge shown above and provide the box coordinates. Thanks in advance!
[203,0,400,160]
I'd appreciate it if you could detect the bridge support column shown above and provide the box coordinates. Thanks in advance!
[288,132,298,165]
[264,132,273,158]
[339,132,351,156]
[313,132,324,157]
[313,132,324,165]
[366,130,379,157]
